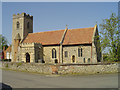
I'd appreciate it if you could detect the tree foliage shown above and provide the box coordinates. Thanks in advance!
[99,13,120,61]
[0,34,8,50]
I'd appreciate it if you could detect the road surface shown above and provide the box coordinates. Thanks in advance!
[1,70,118,88]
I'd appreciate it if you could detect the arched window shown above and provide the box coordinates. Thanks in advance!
[25,53,30,63]
[88,58,90,63]
[78,48,82,57]
[52,48,56,58]
[78,48,80,57]
[81,48,82,57]
[65,51,68,57]
[27,22,29,29]
[83,58,85,63]
[17,21,20,29]
[72,55,75,63]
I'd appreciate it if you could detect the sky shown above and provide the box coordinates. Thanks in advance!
[2,2,118,45]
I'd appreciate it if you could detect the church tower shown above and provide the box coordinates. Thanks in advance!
[11,13,33,62]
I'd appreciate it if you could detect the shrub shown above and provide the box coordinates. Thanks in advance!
[17,62,23,67]
[2,59,11,62]
[5,63,8,68]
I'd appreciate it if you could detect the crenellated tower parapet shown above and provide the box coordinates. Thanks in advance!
[13,12,33,20]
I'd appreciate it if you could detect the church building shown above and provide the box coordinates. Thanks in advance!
[11,13,102,64]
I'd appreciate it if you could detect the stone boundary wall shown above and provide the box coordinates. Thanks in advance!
[2,62,52,74]
[1,62,118,75]
[57,64,118,74]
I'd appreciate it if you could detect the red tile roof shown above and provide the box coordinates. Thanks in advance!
[23,27,94,45]
[63,27,94,45]
[23,30,65,45]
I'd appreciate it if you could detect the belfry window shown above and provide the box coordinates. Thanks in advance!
[27,22,29,29]
[52,48,56,58]
[17,22,20,29]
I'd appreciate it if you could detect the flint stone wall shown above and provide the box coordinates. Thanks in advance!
[2,62,52,74]
[2,62,118,75]
[57,64,118,74]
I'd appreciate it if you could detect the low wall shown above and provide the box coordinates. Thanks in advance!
[57,64,118,74]
[1,62,118,75]
[2,62,52,74]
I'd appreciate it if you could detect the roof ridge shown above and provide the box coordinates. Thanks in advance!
[28,27,94,35]
[29,29,65,35]
[70,27,94,30]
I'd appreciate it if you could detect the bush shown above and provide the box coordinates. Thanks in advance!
[1,59,11,62]
[5,63,8,68]
[17,62,23,67]
[103,54,109,61]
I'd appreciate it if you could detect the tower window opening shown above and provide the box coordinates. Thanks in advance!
[27,22,29,29]
[17,22,20,29]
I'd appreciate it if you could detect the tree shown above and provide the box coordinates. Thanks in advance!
[0,34,8,50]
[99,13,120,61]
